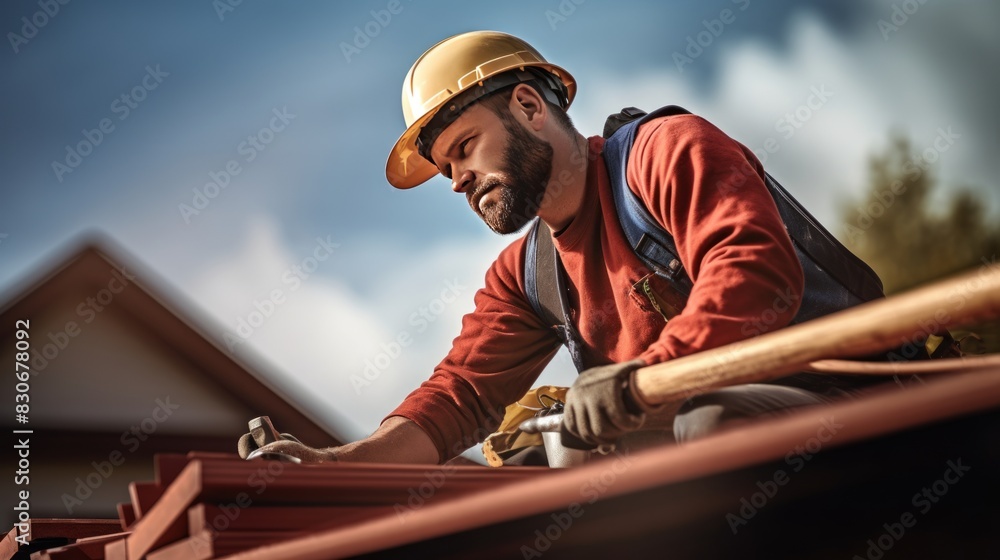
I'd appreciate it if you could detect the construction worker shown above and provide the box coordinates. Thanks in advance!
[242,31,886,464]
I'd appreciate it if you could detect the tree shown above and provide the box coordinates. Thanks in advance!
[839,135,1000,353]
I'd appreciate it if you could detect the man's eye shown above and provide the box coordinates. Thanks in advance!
[459,138,472,156]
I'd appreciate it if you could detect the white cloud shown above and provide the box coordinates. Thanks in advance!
[187,218,386,439]
[183,216,579,452]
[570,11,986,230]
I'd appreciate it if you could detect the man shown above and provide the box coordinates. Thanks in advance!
[245,31,878,464]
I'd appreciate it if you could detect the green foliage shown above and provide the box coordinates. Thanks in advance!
[839,134,1000,353]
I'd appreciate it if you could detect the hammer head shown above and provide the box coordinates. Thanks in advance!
[248,415,282,446]
[239,416,304,463]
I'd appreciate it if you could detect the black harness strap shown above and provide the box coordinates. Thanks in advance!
[525,220,562,328]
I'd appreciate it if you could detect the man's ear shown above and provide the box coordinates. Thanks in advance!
[509,83,547,132]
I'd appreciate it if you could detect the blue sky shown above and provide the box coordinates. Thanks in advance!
[2,0,998,445]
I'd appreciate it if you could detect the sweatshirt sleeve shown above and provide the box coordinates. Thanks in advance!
[384,237,562,463]
[627,115,804,365]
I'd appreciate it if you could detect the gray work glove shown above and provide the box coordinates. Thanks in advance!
[561,359,652,449]
[237,429,303,459]
[237,416,303,459]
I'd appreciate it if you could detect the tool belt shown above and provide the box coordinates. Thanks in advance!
[482,386,568,467]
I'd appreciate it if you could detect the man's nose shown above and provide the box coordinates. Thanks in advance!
[452,169,474,193]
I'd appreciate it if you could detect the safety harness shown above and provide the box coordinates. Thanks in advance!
[524,106,888,372]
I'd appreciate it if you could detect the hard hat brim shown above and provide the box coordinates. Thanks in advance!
[385,109,441,189]
[385,60,575,189]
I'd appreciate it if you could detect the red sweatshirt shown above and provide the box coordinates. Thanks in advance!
[387,114,804,462]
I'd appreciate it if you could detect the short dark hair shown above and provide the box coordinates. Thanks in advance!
[478,83,576,134]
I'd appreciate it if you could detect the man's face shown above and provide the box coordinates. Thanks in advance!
[429,101,554,234]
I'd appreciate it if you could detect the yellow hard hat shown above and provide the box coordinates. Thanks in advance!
[385,31,576,189]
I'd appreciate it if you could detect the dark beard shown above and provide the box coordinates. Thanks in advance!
[467,119,554,234]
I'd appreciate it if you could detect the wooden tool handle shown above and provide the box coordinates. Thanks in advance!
[634,264,1000,405]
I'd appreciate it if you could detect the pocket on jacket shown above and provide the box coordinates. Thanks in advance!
[629,272,687,322]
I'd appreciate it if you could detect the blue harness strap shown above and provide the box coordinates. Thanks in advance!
[602,105,886,324]
[525,105,889,371]
[602,106,695,295]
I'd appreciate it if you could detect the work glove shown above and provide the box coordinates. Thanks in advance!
[237,430,304,459]
[561,359,653,449]
[237,416,304,459]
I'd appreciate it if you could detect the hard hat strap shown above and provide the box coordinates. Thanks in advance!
[416,68,569,162]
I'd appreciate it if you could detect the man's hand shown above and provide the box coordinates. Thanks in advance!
[249,439,337,463]
[237,425,336,463]
[561,359,649,449]
[238,416,439,464]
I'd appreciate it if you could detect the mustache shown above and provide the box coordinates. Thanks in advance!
[466,176,505,208]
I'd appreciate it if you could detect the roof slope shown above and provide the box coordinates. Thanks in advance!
[13,369,1000,559]
[0,235,345,444]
